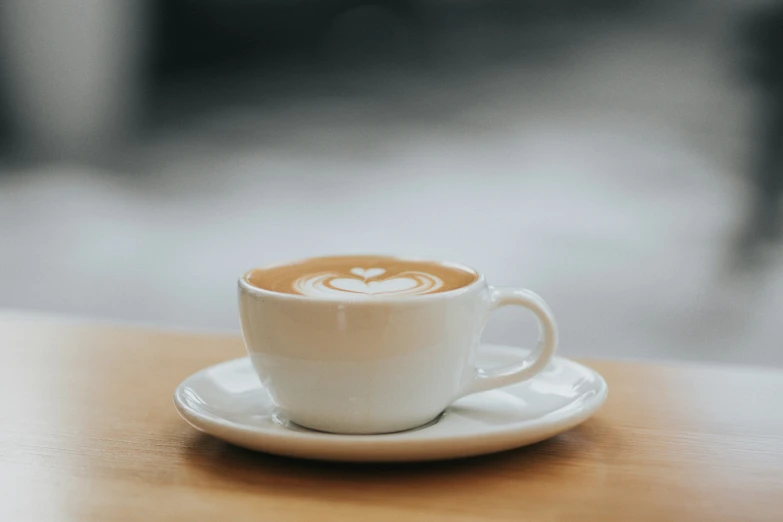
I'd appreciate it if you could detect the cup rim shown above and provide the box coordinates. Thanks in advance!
[238,254,486,303]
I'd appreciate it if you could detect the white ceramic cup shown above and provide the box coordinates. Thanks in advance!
[238,258,558,434]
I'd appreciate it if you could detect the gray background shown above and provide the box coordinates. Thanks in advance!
[1,0,782,365]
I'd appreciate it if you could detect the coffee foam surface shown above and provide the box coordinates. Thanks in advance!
[246,256,478,298]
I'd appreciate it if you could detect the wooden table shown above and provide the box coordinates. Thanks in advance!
[1,313,782,521]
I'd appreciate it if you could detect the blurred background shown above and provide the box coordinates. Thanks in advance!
[1,0,782,365]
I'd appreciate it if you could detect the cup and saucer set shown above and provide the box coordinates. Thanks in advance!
[174,255,607,462]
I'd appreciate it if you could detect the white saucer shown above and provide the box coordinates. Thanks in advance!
[174,344,608,462]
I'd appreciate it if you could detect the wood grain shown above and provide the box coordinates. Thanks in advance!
[1,312,782,521]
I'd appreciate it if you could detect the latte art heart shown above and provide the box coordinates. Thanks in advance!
[330,276,419,294]
[293,267,444,297]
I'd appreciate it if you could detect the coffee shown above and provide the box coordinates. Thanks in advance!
[246,255,478,297]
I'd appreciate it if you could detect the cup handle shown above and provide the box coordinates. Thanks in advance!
[458,287,558,398]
